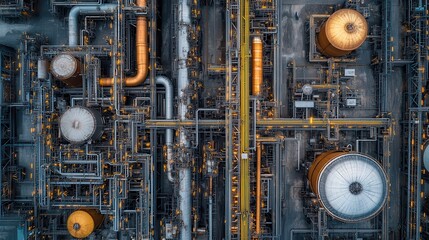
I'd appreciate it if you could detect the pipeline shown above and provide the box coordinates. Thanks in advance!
[209,177,213,240]
[68,4,118,46]
[154,76,174,183]
[68,1,148,87]
[256,142,262,236]
[252,37,263,96]
[177,0,192,239]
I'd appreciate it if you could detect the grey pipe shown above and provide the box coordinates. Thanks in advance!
[178,0,191,239]
[209,195,213,240]
[153,76,174,182]
[68,4,117,46]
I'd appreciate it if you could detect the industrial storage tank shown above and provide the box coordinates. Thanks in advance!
[67,209,104,239]
[59,106,103,144]
[317,9,368,57]
[423,142,429,171]
[50,54,82,87]
[308,151,387,222]
[252,37,263,96]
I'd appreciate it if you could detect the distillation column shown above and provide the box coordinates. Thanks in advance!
[177,0,191,239]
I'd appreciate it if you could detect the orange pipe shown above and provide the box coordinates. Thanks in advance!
[252,37,263,96]
[100,0,148,87]
[256,142,262,236]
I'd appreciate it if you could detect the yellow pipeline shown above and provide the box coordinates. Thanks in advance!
[240,0,250,238]
[252,37,263,96]
[143,118,390,127]
[100,0,148,87]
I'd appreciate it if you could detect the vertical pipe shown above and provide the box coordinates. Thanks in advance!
[154,76,174,182]
[256,142,262,237]
[275,143,281,238]
[209,176,213,240]
[177,0,191,239]
[149,0,157,238]
[252,37,263,96]
[18,41,26,103]
[239,0,251,238]
[0,53,3,216]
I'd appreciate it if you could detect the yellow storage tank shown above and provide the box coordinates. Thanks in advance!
[308,151,387,222]
[317,9,368,57]
[67,209,104,239]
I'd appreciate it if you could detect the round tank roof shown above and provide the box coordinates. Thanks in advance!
[302,84,313,96]
[67,210,95,239]
[317,153,387,222]
[60,106,98,144]
[324,9,368,51]
[51,54,79,80]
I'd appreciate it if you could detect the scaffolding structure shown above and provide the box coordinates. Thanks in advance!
[404,0,429,239]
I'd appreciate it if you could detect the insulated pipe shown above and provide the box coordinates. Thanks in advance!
[252,37,263,96]
[154,76,174,183]
[68,4,118,46]
[97,0,149,87]
[209,177,213,240]
[177,0,191,239]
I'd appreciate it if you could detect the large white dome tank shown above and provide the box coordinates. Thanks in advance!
[59,106,103,144]
[308,151,388,222]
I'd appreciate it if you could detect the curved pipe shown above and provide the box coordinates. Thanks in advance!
[99,0,148,87]
[154,76,174,182]
[69,4,118,46]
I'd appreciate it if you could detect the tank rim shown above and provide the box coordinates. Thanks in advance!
[316,152,388,222]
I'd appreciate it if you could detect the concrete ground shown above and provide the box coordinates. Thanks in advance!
[278,0,402,239]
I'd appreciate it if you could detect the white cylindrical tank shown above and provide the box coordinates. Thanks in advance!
[37,59,48,79]
[59,106,103,144]
[308,151,387,222]
[50,54,82,87]
[302,84,313,96]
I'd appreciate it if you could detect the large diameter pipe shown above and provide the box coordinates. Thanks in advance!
[99,0,148,87]
[252,37,263,96]
[178,0,191,239]
[154,76,174,183]
[69,4,118,46]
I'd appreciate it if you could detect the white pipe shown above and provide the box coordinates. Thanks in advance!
[68,4,117,46]
[209,195,213,240]
[154,76,174,182]
[177,0,191,239]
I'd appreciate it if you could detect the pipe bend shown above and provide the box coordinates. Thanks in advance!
[69,4,118,46]
[154,76,174,182]
[99,0,148,87]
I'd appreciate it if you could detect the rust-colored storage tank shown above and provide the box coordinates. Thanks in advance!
[317,9,368,57]
[308,151,387,222]
[50,54,82,87]
[252,37,263,96]
[67,209,104,239]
